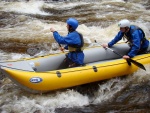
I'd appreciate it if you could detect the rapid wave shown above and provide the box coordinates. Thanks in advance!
[0,0,150,112]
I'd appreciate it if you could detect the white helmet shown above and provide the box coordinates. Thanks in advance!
[118,19,130,28]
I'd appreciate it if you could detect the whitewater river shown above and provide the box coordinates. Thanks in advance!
[0,0,150,113]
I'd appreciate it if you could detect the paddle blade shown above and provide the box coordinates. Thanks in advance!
[128,58,146,71]
[126,59,131,66]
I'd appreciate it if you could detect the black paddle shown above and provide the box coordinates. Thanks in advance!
[58,44,64,53]
[95,40,146,71]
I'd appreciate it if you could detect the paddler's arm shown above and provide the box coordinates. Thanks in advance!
[50,27,64,51]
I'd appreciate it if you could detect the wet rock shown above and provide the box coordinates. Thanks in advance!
[124,0,128,2]
[17,15,28,22]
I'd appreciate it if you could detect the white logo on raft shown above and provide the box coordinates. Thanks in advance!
[30,77,42,83]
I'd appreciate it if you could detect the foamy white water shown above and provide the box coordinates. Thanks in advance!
[0,0,150,112]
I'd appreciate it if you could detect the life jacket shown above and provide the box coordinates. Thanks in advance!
[68,32,84,52]
[123,25,147,46]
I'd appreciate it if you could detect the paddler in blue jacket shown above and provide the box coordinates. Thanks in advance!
[50,18,84,68]
[102,19,149,59]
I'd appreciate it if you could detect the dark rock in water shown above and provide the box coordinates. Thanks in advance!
[52,0,67,1]
[145,0,150,9]
[55,80,150,113]
[1,0,30,2]
[124,0,128,2]
[72,81,100,97]
[114,81,150,104]
[72,80,108,96]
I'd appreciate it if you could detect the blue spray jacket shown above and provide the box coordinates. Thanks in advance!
[108,25,149,58]
[53,31,84,65]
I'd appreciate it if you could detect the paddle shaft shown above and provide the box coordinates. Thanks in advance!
[58,43,64,53]
[94,40,146,71]
[105,46,122,57]
[95,40,123,57]
[58,44,61,47]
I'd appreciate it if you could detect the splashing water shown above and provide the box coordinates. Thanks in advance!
[0,0,150,112]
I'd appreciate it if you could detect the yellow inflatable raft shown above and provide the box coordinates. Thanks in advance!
[0,41,150,93]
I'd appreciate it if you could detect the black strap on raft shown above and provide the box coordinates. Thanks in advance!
[124,25,147,44]
[68,32,84,52]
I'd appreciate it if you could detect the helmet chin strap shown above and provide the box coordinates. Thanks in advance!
[124,27,129,33]
[68,25,75,32]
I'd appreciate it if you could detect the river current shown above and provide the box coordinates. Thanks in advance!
[0,0,150,113]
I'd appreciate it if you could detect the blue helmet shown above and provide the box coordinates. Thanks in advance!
[66,18,78,30]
